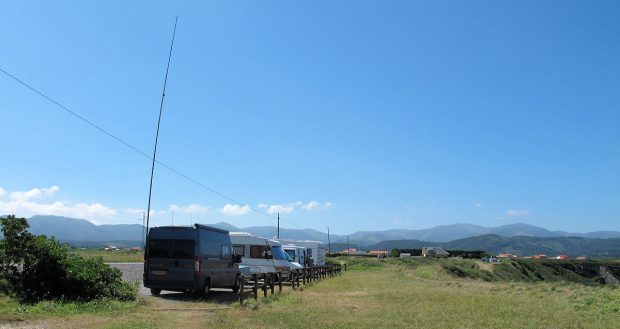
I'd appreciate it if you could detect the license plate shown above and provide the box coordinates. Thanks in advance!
[152,270,167,275]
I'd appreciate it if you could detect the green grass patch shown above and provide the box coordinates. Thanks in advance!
[71,249,144,263]
[0,295,140,322]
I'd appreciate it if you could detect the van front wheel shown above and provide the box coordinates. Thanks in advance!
[150,288,161,296]
[232,276,241,293]
[202,279,211,296]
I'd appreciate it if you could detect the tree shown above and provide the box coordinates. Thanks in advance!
[390,248,400,258]
[0,215,136,302]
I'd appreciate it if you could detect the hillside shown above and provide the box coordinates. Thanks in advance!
[370,234,620,258]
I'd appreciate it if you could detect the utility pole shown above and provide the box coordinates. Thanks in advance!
[146,16,178,238]
[141,212,146,248]
[327,226,331,253]
[277,213,280,239]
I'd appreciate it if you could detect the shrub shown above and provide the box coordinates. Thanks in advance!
[0,215,137,302]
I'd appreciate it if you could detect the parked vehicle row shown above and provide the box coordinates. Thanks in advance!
[143,224,327,296]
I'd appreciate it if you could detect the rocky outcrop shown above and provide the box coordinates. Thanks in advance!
[598,266,620,286]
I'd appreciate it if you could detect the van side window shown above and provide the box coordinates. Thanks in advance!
[221,245,231,260]
[233,245,245,257]
[250,245,271,259]
[201,239,221,258]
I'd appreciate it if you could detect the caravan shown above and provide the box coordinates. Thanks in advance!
[276,239,327,266]
[283,245,308,267]
[230,232,292,279]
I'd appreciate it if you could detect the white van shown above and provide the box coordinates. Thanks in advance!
[283,245,307,267]
[276,239,327,266]
[230,232,291,279]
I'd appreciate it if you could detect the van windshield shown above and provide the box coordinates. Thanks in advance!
[271,246,288,260]
[148,239,194,259]
[284,249,296,260]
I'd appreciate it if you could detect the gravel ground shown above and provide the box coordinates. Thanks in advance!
[108,262,240,300]
[107,262,151,295]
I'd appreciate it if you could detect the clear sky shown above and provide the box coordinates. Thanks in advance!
[1,1,618,235]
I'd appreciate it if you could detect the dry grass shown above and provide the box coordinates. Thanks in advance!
[2,257,619,328]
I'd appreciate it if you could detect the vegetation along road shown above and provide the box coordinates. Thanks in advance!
[2,257,620,328]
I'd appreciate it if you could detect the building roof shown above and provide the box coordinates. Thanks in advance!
[423,247,449,255]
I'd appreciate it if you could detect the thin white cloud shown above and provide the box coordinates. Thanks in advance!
[259,203,296,215]
[220,204,250,216]
[169,204,210,214]
[0,198,117,223]
[8,185,60,201]
[475,203,483,208]
[301,201,333,211]
[257,200,333,214]
[302,201,319,211]
[0,188,7,197]
[507,209,529,217]
[126,208,166,218]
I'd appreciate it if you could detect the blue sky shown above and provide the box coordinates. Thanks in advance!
[1,1,618,235]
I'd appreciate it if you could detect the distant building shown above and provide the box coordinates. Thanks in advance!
[422,247,449,258]
[340,248,357,254]
[532,254,547,259]
[497,253,518,259]
[399,253,411,259]
[367,250,388,256]
[555,255,569,260]
[104,245,119,251]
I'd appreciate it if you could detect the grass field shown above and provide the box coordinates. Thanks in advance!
[70,249,144,263]
[1,257,619,328]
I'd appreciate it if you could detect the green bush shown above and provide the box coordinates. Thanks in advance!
[0,215,136,302]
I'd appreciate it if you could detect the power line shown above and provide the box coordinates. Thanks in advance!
[0,67,321,233]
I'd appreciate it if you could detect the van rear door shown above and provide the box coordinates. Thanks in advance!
[146,231,196,288]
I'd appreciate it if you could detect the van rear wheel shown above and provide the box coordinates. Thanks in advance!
[150,288,161,296]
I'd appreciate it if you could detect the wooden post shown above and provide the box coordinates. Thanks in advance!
[278,271,283,293]
[239,275,245,305]
[302,268,306,285]
[262,273,268,297]
[253,273,258,299]
[344,263,347,272]
[270,272,275,295]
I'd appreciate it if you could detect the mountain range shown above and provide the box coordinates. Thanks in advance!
[2,215,619,257]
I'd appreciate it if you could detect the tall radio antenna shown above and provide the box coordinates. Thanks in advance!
[146,16,178,237]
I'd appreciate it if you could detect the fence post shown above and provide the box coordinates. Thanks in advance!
[253,273,258,299]
[302,268,306,285]
[278,271,283,293]
[239,275,245,305]
[270,272,275,295]
[262,273,267,297]
[344,263,347,272]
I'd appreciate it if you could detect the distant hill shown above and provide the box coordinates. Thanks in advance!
[27,215,144,243]
[2,215,618,256]
[369,234,620,259]
[340,223,620,244]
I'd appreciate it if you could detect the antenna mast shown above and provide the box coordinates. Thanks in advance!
[146,16,178,237]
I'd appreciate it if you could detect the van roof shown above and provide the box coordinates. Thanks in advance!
[151,224,229,234]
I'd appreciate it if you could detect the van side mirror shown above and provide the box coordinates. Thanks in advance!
[234,254,242,263]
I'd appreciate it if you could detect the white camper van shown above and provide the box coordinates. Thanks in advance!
[283,245,307,267]
[230,232,291,279]
[276,239,327,266]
